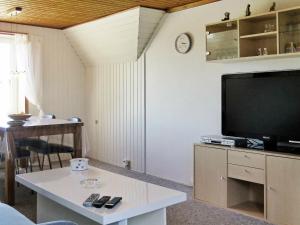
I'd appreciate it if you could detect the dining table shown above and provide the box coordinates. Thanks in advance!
[0,117,83,206]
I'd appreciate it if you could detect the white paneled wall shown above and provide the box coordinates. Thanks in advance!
[0,22,86,121]
[86,56,145,172]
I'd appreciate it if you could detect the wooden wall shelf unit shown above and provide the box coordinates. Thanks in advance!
[206,6,300,62]
[194,144,300,225]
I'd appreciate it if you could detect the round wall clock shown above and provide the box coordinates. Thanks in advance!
[175,33,192,54]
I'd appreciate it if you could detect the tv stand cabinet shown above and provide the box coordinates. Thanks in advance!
[194,144,300,225]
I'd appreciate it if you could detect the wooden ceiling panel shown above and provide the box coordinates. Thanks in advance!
[0,0,219,29]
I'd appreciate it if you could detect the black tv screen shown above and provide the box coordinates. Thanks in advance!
[222,70,300,142]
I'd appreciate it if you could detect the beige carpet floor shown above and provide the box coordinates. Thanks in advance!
[0,159,273,225]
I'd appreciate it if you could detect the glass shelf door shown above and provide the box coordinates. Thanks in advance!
[206,21,238,61]
[279,8,300,54]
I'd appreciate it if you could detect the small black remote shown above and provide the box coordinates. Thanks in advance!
[105,197,122,209]
[83,194,100,207]
[93,196,111,208]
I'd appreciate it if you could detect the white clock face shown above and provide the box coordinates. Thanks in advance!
[175,33,192,54]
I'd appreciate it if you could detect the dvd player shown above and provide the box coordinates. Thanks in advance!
[200,135,247,148]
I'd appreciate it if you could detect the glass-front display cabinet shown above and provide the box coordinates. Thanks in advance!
[206,6,300,62]
[279,8,300,54]
[206,20,238,61]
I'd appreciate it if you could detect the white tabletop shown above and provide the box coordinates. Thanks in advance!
[16,166,186,225]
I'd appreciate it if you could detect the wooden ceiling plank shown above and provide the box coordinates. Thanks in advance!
[167,0,221,13]
[0,0,219,29]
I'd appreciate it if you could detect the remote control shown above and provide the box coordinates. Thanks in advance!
[105,197,122,209]
[93,196,111,208]
[83,194,100,207]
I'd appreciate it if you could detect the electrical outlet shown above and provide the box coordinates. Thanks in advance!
[122,159,131,170]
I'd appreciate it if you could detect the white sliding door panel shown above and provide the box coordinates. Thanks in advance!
[86,67,99,159]
[86,56,145,172]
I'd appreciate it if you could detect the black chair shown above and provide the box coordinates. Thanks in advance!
[0,137,32,174]
[46,117,82,168]
[23,114,56,170]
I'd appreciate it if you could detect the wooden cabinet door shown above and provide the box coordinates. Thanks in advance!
[194,146,227,207]
[267,156,300,225]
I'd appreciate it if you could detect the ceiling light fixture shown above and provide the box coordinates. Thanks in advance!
[6,7,22,16]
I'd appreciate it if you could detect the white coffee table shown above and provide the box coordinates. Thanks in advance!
[16,166,186,225]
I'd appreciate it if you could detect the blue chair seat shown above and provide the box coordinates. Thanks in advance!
[16,138,48,149]
[47,143,74,154]
[0,203,77,225]
[15,138,30,148]
[16,149,31,158]
[0,203,34,225]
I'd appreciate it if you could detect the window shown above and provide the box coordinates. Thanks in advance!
[0,34,25,119]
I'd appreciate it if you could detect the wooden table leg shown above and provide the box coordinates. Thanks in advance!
[5,132,16,205]
[73,125,82,158]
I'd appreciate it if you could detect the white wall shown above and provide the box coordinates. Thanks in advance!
[85,56,145,172]
[0,22,85,121]
[146,0,300,185]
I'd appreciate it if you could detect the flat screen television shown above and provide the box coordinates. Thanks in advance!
[222,70,300,150]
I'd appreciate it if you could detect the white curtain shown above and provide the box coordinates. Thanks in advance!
[0,35,16,118]
[13,34,44,116]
